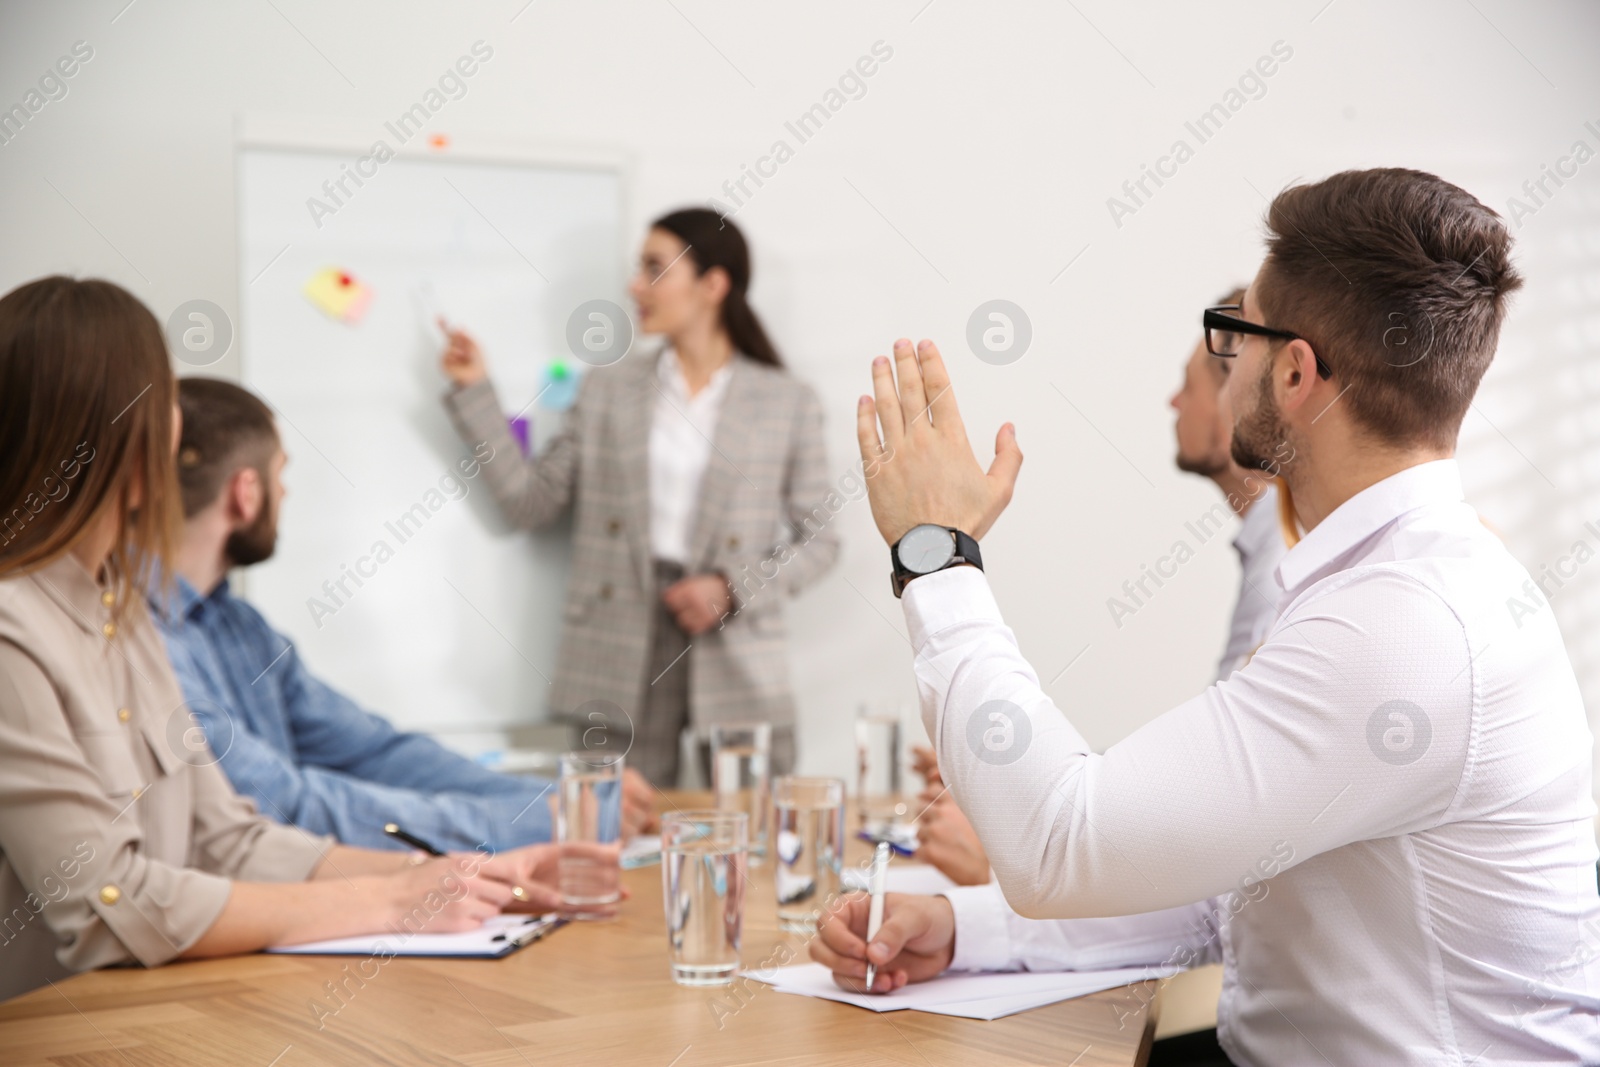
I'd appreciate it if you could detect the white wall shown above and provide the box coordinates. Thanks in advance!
[3,0,1598,785]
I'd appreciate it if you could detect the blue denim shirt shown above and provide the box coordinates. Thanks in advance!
[150,575,554,852]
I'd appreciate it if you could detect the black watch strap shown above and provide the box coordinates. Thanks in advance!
[890,527,983,598]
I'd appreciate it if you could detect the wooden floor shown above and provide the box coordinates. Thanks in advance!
[1,796,1159,1066]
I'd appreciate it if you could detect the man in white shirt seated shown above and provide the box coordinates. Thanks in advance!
[1169,285,1288,684]
[817,168,1600,1066]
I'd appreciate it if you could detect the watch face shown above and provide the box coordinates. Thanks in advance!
[897,524,956,574]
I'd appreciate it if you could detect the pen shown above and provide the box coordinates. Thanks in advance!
[508,916,568,947]
[384,823,445,855]
[863,841,890,992]
[384,823,532,904]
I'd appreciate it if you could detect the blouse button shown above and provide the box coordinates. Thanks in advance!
[726,536,740,550]
[102,622,117,639]
[599,583,613,601]
[607,519,622,536]
[117,708,132,723]
[101,590,116,607]
[99,885,121,905]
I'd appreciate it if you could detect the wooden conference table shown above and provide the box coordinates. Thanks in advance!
[1,793,1161,1066]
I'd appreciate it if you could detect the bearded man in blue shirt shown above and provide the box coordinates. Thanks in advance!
[153,377,657,853]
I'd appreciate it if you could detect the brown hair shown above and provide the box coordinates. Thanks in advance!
[651,208,783,368]
[0,276,179,613]
[1257,168,1522,450]
[176,377,278,519]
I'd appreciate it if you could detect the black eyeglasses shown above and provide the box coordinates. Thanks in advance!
[1203,304,1332,380]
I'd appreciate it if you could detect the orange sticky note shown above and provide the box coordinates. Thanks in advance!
[303,267,373,323]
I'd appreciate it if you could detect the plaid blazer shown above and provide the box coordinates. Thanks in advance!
[444,351,840,736]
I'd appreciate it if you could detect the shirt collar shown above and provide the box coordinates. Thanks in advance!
[30,554,117,636]
[1233,483,1281,563]
[147,568,231,625]
[1275,459,1464,597]
[658,346,736,400]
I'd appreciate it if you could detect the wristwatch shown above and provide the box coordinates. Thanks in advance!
[890,524,983,598]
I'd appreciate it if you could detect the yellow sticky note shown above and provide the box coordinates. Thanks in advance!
[303,268,373,323]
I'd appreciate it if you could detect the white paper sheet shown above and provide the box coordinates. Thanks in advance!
[266,913,561,958]
[743,962,1177,1021]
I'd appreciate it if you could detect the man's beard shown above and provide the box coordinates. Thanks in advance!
[1230,361,1292,475]
[225,481,278,567]
[1175,447,1229,478]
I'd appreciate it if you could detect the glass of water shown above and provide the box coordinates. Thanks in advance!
[772,776,845,934]
[661,810,748,986]
[855,707,905,834]
[557,750,624,920]
[710,721,772,865]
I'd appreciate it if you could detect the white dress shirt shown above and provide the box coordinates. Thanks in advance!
[916,460,1600,1065]
[647,347,733,565]
[1217,483,1286,681]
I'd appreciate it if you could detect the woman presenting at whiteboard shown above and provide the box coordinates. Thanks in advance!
[437,209,840,787]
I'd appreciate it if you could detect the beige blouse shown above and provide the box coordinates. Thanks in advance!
[0,555,331,1002]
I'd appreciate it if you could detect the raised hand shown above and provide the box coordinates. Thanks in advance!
[856,338,1022,546]
[438,316,488,388]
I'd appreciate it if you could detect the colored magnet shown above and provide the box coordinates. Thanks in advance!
[304,267,373,324]
[540,359,580,412]
[508,415,531,457]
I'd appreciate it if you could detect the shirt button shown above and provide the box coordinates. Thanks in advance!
[599,583,613,600]
[117,708,132,723]
[102,622,117,639]
[726,536,741,550]
[101,590,116,607]
[99,885,121,905]
[607,519,622,536]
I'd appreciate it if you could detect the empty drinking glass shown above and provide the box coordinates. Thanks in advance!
[557,750,623,920]
[710,721,772,865]
[772,776,845,934]
[661,810,748,986]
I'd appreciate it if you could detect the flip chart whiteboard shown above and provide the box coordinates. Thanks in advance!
[234,127,626,737]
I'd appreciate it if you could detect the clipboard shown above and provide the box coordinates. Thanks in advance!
[266,913,567,959]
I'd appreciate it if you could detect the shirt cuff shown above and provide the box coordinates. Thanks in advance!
[901,566,1004,651]
[940,882,1019,972]
[81,864,234,969]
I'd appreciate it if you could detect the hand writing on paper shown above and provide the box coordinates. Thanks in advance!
[856,338,1022,546]
[811,892,955,994]
[388,855,515,932]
